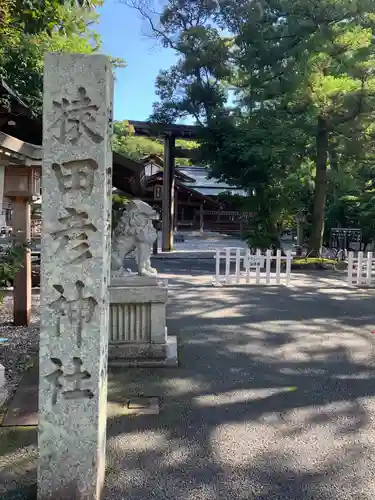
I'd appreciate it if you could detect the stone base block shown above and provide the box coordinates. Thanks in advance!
[0,388,7,409]
[110,275,167,288]
[0,363,7,409]
[109,336,178,368]
[108,282,176,367]
[0,363,4,389]
[109,342,167,360]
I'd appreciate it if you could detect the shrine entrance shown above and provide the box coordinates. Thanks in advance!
[129,121,199,251]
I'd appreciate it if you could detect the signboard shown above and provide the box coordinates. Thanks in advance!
[247,255,265,268]
[154,185,162,200]
[330,228,362,250]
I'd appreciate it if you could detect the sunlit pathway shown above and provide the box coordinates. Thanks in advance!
[1,260,375,499]
[104,263,375,500]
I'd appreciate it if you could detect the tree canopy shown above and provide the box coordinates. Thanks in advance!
[0,0,124,112]
[126,0,375,252]
[112,120,198,165]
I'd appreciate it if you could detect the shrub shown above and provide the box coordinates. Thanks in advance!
[0,242,29,288]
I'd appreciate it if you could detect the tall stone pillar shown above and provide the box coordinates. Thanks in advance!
[162,135,175,251]
[38,53,113,500]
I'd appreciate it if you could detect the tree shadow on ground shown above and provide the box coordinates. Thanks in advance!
[2,265,375,499]
[103,278,375,499]
[0,426,37,499]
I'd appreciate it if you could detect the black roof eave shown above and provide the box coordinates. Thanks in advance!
[129,120,199,139]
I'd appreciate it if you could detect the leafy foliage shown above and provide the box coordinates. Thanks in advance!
[0,242,29,288]
[112,193,130,232]
[127,0,375,251]
[113,119,198,165]
[0,0,124,113]
[113,120,164,159]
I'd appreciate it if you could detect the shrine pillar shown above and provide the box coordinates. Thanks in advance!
[162,135,175,251]
[12,197,31,325]
[3,166,40,326]
[199,203,204,233]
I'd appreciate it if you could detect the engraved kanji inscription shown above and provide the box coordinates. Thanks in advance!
[45,357,94,405]
[49,87,104,145]
[48,280,98,348]
[53,159,98,196]
[51,207,97,264]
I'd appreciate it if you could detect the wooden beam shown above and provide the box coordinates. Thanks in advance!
[0,130,43,160]
[12,197,31,326]
[162,135,175,251]
[129,120,199,139]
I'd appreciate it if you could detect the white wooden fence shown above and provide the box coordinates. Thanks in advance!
[347,251,375,286]
[213,248,293,286]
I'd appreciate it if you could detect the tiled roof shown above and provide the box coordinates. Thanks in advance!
[177,166,247,196]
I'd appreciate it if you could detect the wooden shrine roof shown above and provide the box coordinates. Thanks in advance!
[0,130,145,194]
[145,164,195,184]
[0,131,43,164]
[112,152,145,195]
[0,81,43,146]
[140,154,164,168]
[0,80,29,109]
[146,175,221,208]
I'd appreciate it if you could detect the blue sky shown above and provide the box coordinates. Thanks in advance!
[96,0,177,121]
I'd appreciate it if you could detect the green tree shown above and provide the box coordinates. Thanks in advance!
[112,193,130,232]
[127,0,375,253]
[234,2,374,253]
[123,0,230,123]
[0,242,29,291]
[113,120,164,159]
[113,119,198,165]
[325,149,375,250]
[0,0,124,112]
[9,0,103,35]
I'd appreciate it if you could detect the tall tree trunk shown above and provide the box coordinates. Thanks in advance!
[309,117,329,256]
[329,142,339,206]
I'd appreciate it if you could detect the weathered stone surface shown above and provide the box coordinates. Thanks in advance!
[110,275,166,288]
[109,284,167,344]
[109,284,168,303]
[0,363,4,389]
[111,199,158,277]
[108,336,178,368]
[108,280,176,366]
[109,342,167,360]
[38,53,113,500]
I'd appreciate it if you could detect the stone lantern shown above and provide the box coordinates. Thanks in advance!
[4,166,40,199]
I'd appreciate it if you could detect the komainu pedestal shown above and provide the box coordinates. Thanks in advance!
[108,277,177,366]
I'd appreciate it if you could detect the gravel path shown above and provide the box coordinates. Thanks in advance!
[0,293,40,396]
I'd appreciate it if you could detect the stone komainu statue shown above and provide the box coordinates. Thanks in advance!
[111,199,159,277]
